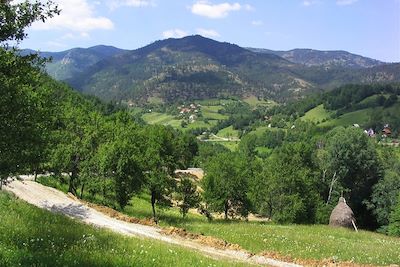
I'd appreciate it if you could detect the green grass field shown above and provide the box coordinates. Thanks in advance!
[142,112,180,125]
[37,177,400,265]
[243,96,277,108]
[319,108,372,127]
[217,126,239,139]
[0,191,244,267]
[125,193,400,266]
[301,104,332,123]
[201,106,228,120]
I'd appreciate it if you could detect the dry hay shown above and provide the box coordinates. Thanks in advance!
[329,197,356,229]
[161,226,242,251]
[67,193,155,226]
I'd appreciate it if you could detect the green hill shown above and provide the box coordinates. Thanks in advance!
[28,36,400,104]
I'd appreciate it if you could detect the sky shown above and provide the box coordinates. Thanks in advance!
[17,0,400,62]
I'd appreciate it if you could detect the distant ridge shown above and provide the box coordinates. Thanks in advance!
[247,47,384,69]
[22,35,400,103]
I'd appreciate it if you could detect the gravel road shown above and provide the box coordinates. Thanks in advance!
[4,178,301,267]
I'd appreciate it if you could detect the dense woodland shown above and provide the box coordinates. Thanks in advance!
[1,0,400,241]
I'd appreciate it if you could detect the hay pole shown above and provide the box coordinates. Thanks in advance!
[351,220,358,232]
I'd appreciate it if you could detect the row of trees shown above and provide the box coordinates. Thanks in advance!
[1,0,399,235]
[200,124,399,234]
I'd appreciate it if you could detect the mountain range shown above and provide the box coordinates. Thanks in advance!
[23,35,400,103]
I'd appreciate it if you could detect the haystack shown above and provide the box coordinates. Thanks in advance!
[329,197,357,230]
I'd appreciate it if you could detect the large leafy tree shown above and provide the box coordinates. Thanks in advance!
[250,142,320,224]
[97,112,145,209]
[0,0,58,188]
[142,125,181,222]
[203,151,250,219]
[324,127,382,229]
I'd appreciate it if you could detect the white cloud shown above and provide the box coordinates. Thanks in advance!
[190,1,242,19]
[162,29,189,39]
[196,28,220,38]
[251,20,263,26]
[302,0,319,6]
[336,0,358,5]
[61,32,90,40]
[107,0,155,9]
[32,0,113,33]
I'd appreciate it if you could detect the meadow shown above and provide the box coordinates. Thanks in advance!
[37,177,400,266]
[0,191,245,267]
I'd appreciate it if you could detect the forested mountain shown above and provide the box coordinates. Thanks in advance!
[247,48,384,68]
[25,35,400,103]
[21,45,126,80]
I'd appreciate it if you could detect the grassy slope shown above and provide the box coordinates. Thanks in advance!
[319,108,372,127]
[202,106,228,120]
[301,104,332,123]
[243,96,277,108]
[0,191,243,267]
[125,194,400,266]
[217,126,239,138]
[37,177,400,265]
[142,112,180,126]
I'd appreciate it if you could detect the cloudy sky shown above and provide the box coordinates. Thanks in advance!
[18,0,400,62]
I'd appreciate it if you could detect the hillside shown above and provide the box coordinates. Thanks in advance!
[248,48,384,68]
[21,45,126,80]
[25,35,400,104]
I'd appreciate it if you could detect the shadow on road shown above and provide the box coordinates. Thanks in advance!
[43,201,90,220]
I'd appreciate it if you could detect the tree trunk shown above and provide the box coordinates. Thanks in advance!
[80,183,85,199]
[326,172,337,205]
[151,190,158,224]
[224,201,229,220]
[69,155,80,195]
[0,177,3,190]
[34,170,38,182]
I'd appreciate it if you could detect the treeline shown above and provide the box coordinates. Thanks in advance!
[197,122,400,234]
[269,83,400,118]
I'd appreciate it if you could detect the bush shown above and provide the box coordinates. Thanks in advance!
[388,194,400,236]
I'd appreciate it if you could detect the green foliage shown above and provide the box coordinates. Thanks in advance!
[250,142,320,223]
[388,194,400,236]
[0,0,58,186]
[96,113,145,208]
[324,127,382,228]
[0,0,59,46]
[176,176,200,218]
[367,162,400,228]
[203,152,250,219]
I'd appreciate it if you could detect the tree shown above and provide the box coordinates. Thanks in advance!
[142,125,180,222]
[250,142,320,224]
[0,0,58,188]
[203,151,250,219]
[324,127,382,229]
[176,175,200,218]
[49,101,103,196]
[366,149,400,230]
[387,194,400,237]
[1,0,59,46]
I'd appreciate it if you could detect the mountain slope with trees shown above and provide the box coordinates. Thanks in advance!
[25,36,400,104]
[247,48,385,68]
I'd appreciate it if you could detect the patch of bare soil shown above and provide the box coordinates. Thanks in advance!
[68,194,156,226]
[161,226,242,251]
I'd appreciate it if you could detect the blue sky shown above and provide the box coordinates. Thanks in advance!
[19,0,400,62]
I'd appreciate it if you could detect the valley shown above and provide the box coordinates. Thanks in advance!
[2,1,400,266]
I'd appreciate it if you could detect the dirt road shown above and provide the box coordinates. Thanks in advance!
[4,178,301,267]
